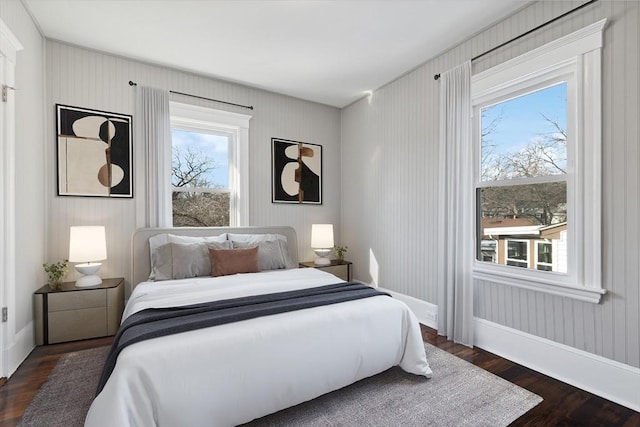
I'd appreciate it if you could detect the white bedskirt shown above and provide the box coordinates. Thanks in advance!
[85,268,432,427]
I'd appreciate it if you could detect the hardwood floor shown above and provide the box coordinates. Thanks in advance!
[0,337,113,427]
[420,326,640,427]
[1,329,638,427]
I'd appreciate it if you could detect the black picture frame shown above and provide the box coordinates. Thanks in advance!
[271,138,322,204]
[56,104,133,198]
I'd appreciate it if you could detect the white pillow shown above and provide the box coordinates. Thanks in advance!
[168,233,227,244]
[227,233,286,243]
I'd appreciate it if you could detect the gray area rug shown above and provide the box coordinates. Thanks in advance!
[19,343,541,427]
[17,347,107,427]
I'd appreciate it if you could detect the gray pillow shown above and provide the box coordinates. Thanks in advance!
[148,233,229,280]
[171,242,212,280]
[232,239,289,271]
[151,241,231,281]
[151,242,173,281]
[148,233,170,279]
[229,234,295,269]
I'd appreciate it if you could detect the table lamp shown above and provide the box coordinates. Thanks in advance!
[311,224,334,266]
[69,225,107,287]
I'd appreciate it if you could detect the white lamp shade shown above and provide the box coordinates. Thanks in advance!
[69,226,107,262]
[311,224,334,248]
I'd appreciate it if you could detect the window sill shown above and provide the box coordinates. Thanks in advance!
[473,263,605,304]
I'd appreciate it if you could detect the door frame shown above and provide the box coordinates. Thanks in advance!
[0,18,23,378]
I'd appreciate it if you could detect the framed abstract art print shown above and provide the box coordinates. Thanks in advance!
[56,104,133,198]
[272,138,322,204]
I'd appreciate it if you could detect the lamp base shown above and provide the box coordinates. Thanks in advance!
[314,257,331,266]
[75,274,103,287]
[74,262,103,288]
[313,248,332,266]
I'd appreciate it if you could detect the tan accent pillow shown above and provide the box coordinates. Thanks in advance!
[209,246,260,277]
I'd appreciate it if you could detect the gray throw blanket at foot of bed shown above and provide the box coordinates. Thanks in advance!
[96,282,389,395]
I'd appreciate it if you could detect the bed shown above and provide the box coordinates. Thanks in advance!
[85,226,432,427]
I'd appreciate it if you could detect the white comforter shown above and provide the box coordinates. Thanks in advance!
[85,268,432,427]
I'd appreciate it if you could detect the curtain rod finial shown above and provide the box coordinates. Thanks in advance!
[434,74,441,81]
[128,81,137,86]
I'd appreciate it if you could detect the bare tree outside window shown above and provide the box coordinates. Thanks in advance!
[479,83,568,227]
[171,131,230,227]
[478,82,568,272]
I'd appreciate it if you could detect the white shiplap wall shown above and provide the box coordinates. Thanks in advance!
[45,41,342,295]
[341,0,640,369]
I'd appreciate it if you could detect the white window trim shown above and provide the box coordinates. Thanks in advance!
[472,19,606,304]
[170,102,251,226]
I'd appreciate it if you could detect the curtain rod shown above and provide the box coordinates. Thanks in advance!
[128,81,254,110]
[433,0,599,81]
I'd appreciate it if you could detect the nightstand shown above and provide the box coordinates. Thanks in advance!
[299,260,353,281]
[34,277,124,345]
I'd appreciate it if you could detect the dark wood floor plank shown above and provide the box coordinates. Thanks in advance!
[0,337,113,427]
[420,325,639,427]
[0,329,637,426]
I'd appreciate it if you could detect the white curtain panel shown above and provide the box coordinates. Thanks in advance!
[437,61,474,346]
[134,86,172,228]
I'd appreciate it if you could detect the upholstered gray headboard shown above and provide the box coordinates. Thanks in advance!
[131,226,299,289]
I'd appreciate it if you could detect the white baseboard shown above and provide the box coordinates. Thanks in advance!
[474,317,640,412]
[379,288,438,329]
[7,322,35,377]
[376,287,639,412]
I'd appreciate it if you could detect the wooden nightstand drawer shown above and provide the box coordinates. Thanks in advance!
[48,289,106,311]
[48,307,108,344]
[34,277,124,345]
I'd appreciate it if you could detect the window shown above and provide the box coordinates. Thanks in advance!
[471,20,606,303]
[506,240,529,268]
[480,239,497,263]
[536,241,553,271]
[171,129,231,226]
[170,102,251,227]
[478,82,568,274]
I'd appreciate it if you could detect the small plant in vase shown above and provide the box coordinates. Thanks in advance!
[43,259,69,291]
[333,245,348,262]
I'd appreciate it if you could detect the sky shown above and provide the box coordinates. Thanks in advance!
[481,82,567,172]
[169,83,566,190]
[171,129,229,188]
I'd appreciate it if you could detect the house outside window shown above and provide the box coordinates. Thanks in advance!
[170,102,250,227]
[471,20,606,303]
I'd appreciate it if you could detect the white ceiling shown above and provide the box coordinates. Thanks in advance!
[24,0,530,107]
